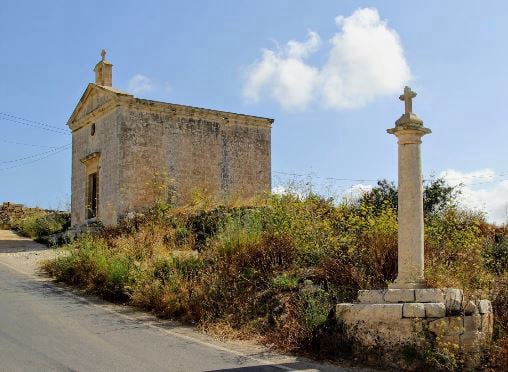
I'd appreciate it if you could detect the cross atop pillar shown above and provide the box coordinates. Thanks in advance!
[399,86,416,114]
[395,86,423,126]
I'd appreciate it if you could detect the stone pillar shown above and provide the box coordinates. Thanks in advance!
[388,86,431,289]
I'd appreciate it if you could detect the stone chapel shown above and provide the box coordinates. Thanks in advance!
[68,51,273,226]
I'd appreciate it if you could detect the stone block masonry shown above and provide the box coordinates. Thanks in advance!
[336,298,493,364]
[68,51,273,227]
[335,87,493,369]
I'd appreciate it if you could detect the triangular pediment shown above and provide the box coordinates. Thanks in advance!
[67,83,132,130]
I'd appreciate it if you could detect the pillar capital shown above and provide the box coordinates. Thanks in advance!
[387,124,431,144]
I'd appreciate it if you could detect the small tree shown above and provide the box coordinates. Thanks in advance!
[359,178,457,215]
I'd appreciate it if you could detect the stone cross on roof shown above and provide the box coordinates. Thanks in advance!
[399,86,417,114]
[101,49,106,61]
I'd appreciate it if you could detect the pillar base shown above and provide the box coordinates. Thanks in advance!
[388,277,426,289]
[335,288,493,369]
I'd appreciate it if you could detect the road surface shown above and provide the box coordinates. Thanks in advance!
[0,230,356,372]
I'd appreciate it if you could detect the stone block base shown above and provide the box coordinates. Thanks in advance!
[336,289,493,369]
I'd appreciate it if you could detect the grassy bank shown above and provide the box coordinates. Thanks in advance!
[12,209,70,242]
[42,180,507,370]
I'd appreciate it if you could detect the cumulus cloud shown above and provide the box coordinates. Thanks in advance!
[128,74,155,95]
[243,31,321,110]
[243,8,411,110]
[440,169,508,224]
[342,183,373,201]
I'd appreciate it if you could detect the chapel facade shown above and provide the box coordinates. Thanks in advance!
[68,51,273,226]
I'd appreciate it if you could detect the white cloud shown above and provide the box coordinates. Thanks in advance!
[440,169,508,224]
[342,183,373,201]
[128,74,155,95]
[272,185,288,195]
[243,8,411,110]
[243,32,321,110]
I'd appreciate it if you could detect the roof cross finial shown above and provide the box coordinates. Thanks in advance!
[101,49,106,61]
[399,86,417,114]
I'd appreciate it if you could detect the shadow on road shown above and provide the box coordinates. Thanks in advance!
[0,230,49,253]
[205,363,321,371]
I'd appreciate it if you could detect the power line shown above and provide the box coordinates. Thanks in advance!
[0,112,68,134]
[273,170,508,187]
[0,111,68,132]
[0,145,70,171]
[0,144,71,164]
[273,170,378,183]
[0,139,67,149]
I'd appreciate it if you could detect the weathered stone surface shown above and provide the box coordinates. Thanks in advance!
[444,288,463,312]
[403,303,425,318]
[460,331,483,353]
[429,317,464,336]
[336,303,403,322]
[336,304,425,348]
[437,335,460,351]
[449,317,465,335]
[478,299,492,314]
[69,53,273,227]
[336,303,493,370]
[464,300,478,315]
[464,315,482,332]
[415,288,444,303]
[384,289,415,303]
[358,290,385,304]
[424,302,446,318]
[481,313,494,336]
[429,318,449,336]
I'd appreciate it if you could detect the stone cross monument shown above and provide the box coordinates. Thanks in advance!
[388,86,431,289]
[335,87,493,367]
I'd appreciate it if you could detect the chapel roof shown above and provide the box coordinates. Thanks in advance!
[68,51,274,130]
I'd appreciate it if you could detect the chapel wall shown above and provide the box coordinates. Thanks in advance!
[70,109,120,226]
[221,123,271,201]
[116,105,271,213]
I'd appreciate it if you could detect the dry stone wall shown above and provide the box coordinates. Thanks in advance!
[0,202,66,229]
[0,202,27,228]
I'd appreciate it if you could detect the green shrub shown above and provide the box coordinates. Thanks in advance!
[484,235,508,275]
[12,210,69,240]
[41,180,507,367]
[301,286,330,331]
[272,273,300,291]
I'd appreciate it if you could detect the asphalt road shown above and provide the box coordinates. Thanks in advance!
[0,231,350,372]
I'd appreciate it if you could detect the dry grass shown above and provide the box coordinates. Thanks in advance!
[42,185,508,370]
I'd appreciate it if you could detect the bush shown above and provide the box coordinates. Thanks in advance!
[41,180,507,368]
[12,210,70,240]
[484,234,508,276]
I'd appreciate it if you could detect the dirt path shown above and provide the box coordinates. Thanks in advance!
[0,229,62,276]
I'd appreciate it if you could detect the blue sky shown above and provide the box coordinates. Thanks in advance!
[1,1,507,222]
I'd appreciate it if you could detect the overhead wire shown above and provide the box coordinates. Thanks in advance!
[1,113,506,186]
[0,139,67,148]
[0,145,71,171]
[0,144,71,164]
[0,112,68,134]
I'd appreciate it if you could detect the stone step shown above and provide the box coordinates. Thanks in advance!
[358,288,463,310]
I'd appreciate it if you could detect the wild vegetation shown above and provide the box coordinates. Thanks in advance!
[12,209,70,241]
[42,179,507,370]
